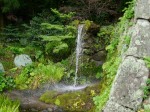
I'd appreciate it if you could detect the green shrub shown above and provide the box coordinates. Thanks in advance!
[15,62,64,89]
[1,9,76,61]
[0,94,20,112]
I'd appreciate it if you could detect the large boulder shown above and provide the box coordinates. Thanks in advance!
[14,54,32,67]
[103,56,149,111]
[0,62,4,73]
[126,19,150,58]
[135,0,150,20]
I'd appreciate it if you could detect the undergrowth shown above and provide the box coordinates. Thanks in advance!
[93,0,136,111]
[14,62,64,89]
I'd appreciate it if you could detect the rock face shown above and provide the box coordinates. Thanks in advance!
[135,0,150,20]
[14,54,32,67]
[103,0,150,112]
[104,57,149,112]
[0,62,4,73]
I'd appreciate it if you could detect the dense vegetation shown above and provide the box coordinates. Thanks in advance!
[0,0,138,112]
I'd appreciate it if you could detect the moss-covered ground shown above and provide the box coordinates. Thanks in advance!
[40,83,100,112]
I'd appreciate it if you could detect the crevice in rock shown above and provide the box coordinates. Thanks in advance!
[124,54,144,60]
[118,103,135,111]
[136,17,150,22]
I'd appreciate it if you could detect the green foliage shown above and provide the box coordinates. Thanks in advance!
[144,57,150,68]
[0,72,15,92]
[97,25,114,47]
[50,8,75,24]
[1,25,22,42]
[39,20,76,60]
[0,0,20,12]
[0,94,20,112]
[93,0,135,111]
[144,106,150,112]
[143,57,150,99]
[7,46,24,55]
[142,79,150,99]
[93,57,121,111]
[55,99,60,106]
[1,9,76,61]
[15,62,64,89]
[93,87,110,111]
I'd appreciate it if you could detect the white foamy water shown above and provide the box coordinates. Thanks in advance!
[53,84,88,92]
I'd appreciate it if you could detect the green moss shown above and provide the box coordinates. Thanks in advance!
[40,84,100,112]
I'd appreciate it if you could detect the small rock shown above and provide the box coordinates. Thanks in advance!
[14,54,32,67]
[41,110,48,112]
[31,108,38,112]
[47,108,53,112]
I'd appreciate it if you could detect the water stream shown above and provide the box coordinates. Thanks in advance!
[74,24,85,86]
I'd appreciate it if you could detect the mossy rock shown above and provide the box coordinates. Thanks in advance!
[40,83,100,112]
[87,23,100,36]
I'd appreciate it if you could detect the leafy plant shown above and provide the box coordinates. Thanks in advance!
[0,72,15,92]
[15,62,64,89]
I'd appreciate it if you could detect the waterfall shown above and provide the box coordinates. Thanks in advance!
[74,24,85,86]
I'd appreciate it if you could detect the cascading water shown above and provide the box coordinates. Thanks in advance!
[74,24,85,86]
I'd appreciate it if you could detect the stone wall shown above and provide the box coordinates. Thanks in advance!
[103,0,150,111]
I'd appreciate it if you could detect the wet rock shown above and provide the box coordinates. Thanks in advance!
[0,62,4,73]
[14,54,32,67]
[126,19,150,58]
[135,0,150,20]
[103,56,149,111]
